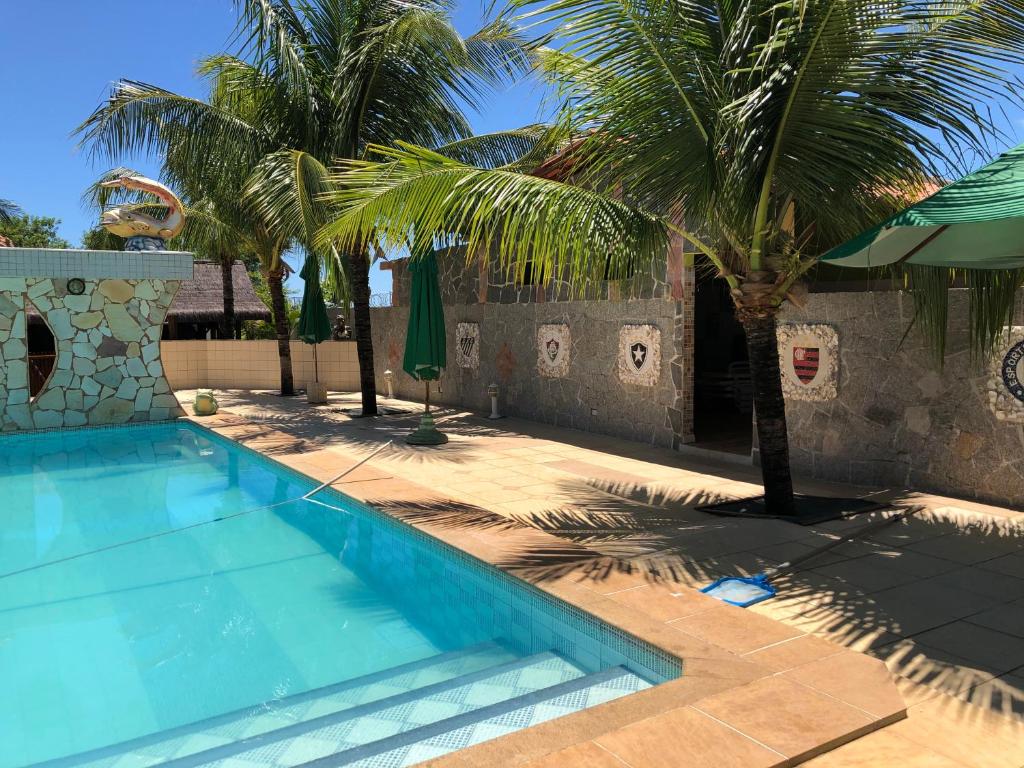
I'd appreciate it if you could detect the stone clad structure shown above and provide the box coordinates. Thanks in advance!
[372,245,1023,507]
[0,248,191,431]
[371,238,695,449]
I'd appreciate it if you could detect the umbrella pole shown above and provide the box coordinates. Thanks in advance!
[406,377,446,446]
[314,343,320,383]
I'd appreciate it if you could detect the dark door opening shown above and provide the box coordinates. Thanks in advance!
[693,272,753,455]
[27,321,57,398]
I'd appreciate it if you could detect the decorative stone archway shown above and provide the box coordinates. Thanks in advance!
[0,248,193,431]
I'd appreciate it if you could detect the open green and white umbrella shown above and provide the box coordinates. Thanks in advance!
[403,247,448,445]
[822,143,1024,270]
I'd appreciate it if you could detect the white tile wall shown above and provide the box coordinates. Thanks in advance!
[0,249,194,279]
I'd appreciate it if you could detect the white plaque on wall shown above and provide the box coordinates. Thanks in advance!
[536,324,570,378]
[618,324,661,386]
[777,323,839,401]
[455,322,480,370]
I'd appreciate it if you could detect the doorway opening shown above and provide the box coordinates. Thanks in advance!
[27,317,57,399]
[693,271,753,455]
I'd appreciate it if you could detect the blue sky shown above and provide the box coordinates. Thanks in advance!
[0,0,549,297]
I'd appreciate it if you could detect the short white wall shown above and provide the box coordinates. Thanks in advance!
[162,340,360,392]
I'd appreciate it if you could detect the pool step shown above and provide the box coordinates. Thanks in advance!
[44,643,518,768]
[329,666,652,767]
[166,651,593,768]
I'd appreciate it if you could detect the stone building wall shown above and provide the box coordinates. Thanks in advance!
[0,249,191,432]
[371,240,695,448]
[779,290,1024,507]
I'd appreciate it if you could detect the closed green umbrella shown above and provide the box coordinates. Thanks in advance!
[403,248,448,445]
[297,256,332,389]
[822,143,1024,269]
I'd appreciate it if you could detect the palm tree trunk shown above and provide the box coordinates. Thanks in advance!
[266,266,294,396]
[348,246,378,416]
[220,256,236,340]
[738,309,796,516]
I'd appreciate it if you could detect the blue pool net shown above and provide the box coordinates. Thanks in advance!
[700,575,776,607]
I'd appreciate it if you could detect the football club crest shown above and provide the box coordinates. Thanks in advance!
[793,346,820,384]
[455,322,480,370]
[618,325,661,386]
[1001,340,1024,403]
[537,324,570,377]
[630,341,649,371]
[546,338,559,362]
[777,324,838,401]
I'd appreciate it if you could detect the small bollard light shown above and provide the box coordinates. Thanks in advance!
[487,383,502,420]
[383,369,394,400]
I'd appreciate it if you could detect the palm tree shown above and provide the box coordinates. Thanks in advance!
[77,0,529,412]
[321,0,1024,517]
[0,199,21,224]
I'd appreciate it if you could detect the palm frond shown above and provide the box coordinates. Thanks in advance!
[907,264,952,366]
[319,142,668,293]
[74,80,269,171]
[247,149,334,248]
[0,198,22,224]
[428,125,553,169]
[231,0,313,100]
[966,268,1024,361]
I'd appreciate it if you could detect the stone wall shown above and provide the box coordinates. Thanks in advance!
[373,241,696,448]
[0,249,192,432]
[779,290,1024,507]
[372,298,689,449]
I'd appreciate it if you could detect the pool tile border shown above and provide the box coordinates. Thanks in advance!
[41,413,905,768]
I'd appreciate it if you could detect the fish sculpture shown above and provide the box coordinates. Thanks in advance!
[100,175,184,251]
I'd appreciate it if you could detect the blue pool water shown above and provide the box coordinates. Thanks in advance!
[0,423,678,768]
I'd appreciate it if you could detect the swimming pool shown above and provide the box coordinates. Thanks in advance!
[1,422,679,768]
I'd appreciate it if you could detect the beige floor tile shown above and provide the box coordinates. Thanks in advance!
[694,676,874,759]
[607,584,719,622]
[810,556,923,593]
[860,580,1000,637]
[801,729,964,767]
[978,552,1024,580]
[965,597,1024,638]
[904,532,1023,565]
[669,604,804,655]
[956,672,1024,721]
[889,695,1024,767]
[521,741,628,767]
[910,621,1024,676]
[594,706,784,768]
[741,633,845,673]
[782,650,906,719]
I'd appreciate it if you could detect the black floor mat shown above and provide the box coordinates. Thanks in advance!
[698,494,888,525]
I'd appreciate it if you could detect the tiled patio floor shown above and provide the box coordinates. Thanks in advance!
[178,389,1024,767]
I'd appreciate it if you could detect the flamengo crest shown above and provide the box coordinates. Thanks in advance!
[776,323,838,401]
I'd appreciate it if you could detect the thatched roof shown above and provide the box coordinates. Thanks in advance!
[169,261,271,323]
